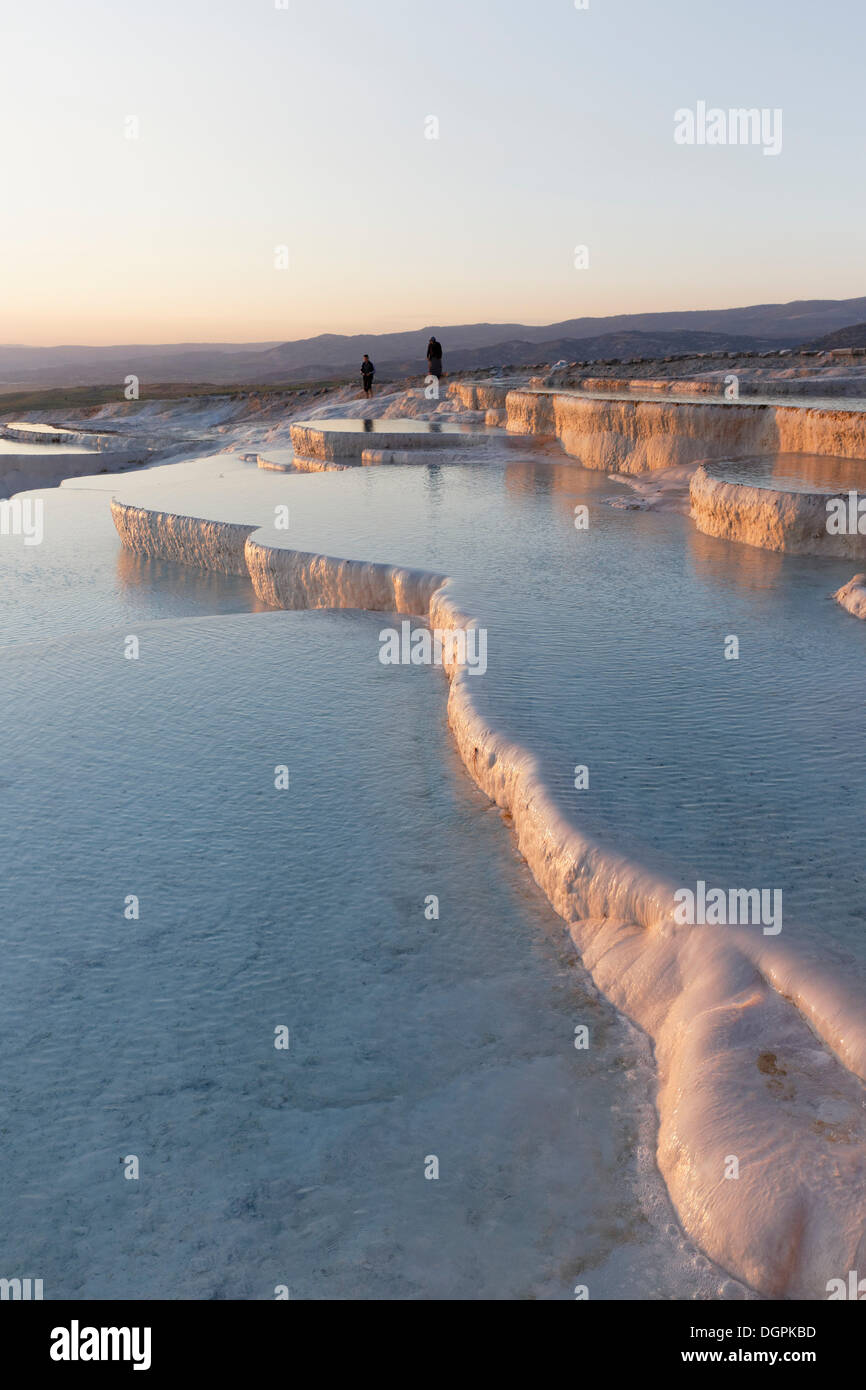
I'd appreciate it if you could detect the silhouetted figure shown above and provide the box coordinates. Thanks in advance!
[426,336,443,379]
[360,354,375,398]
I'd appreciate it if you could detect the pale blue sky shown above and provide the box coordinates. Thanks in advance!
[2,0,863,342]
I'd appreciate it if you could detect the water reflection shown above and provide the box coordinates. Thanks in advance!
[102,450,866,961]
[686,525,784,592]
[294,417,485,435]
[115,545,268,611]
[0,438,97,456]
[707,452,866,494]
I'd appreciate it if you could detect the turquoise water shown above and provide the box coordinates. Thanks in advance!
[0,527,731,1297]
[0,479,266,644]
[4,429,865,1299]
[107,444,866,973]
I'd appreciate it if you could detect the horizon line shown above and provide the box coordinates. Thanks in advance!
[4,292,865,352]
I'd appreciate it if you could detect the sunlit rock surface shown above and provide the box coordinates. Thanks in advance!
[690,465,866,556]
[505,390,866,475]
[290,418,489,463]
[834,572,866,619]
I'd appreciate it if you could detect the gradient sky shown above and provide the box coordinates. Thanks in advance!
[2,0,864,344]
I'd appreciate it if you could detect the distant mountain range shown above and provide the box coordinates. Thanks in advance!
[2,297,865,391]
[806,322,866,350]
[368,330,776,377]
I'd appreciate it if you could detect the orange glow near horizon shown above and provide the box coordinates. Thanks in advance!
[2,0,864,348]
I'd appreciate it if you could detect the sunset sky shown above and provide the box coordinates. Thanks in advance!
[2,0,864,345]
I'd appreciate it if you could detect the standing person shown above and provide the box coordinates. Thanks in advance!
[360,354,375,399]
[426,335,443,380]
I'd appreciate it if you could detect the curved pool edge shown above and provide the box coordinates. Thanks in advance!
[689,464,866,557]
[109,489,866,1300]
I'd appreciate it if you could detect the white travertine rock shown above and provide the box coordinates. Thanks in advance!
[110,500,256,574]
[689,466,866,556]
[290,421,488,462]
[833,572,866,620]
[0,422,114,448]
[245,538,445,616]
[504,390,866,476]
[447,381,510,412]
[110,488,866,1300]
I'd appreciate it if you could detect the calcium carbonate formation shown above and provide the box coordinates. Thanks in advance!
[110,431,866,1299]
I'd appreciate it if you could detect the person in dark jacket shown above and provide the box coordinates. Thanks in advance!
[360,354,375,398]
[426,336,443,379]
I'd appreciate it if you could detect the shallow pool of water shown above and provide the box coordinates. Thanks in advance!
[0,471,266,645]
[0,583,732,1297]
[5,435,865,1298]
[106,442,866,973]
[0,437,97,455]
[5,420,77,435]
[708,451,866,493]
